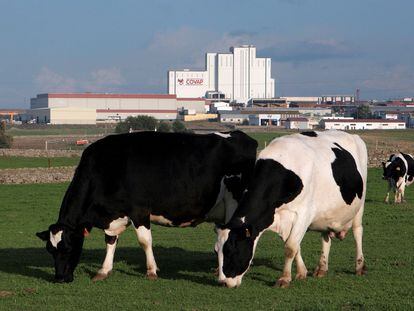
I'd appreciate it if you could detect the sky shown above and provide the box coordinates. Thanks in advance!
[0,0,413,108]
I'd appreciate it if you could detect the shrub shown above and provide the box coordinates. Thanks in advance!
[0,120,13,148]
[157,122,171,133]
[172,120,186,133]
[115,116,158,133]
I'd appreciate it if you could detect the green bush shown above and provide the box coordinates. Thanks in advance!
[115,116,158,133]
[157,122,171,132]
[172,120,186,133]
[0,121,13,148]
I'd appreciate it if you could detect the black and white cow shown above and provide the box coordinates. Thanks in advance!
[217,130,367,288]
[36,130,257,283]
[382,153,414,203]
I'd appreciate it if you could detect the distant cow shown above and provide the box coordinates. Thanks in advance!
[36,131,257,283]
[217,130,367,288]
[382,153,414,203]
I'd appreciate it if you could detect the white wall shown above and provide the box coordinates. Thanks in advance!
[324,121,406,130]
[168,45,275,103]
[217,54,233,100]
[167,70,209,98]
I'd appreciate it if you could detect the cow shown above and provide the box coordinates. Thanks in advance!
[36,130,258,283]
[382,153,414,203]
[216,130,367,288]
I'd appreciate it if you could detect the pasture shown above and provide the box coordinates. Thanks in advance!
[0,168,413,310]
[0,157,79,169]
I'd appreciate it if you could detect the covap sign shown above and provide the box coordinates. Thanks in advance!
[177,78,204,86]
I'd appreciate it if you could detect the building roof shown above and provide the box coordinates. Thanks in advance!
[324,119,404,123]
[220,109,300,115]
[176,98,207,102]
[287,117,309,122]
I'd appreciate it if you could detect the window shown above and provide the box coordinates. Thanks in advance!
[366,124,372,126]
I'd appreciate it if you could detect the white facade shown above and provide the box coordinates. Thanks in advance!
[29,93,206,124]
[285,118,310,130]
[249,114,281,126]
[168,45,275,103]
[324,119,406,130]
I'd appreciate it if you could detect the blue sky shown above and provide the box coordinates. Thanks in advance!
[1,0,413,107]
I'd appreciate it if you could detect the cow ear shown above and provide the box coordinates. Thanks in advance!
[36,230,49,241]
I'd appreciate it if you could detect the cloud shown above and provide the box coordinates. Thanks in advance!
[262,39,359,63]
[34,67,76,93]
[34,66,125,93]
[86,67,125,92]
[361,65,414,94]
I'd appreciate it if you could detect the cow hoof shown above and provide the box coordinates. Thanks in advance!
[295,272,308,280]
[146,272,158,280]
[356,264,367,276]
[275,278,290,288]
[92,272,110,282]
[313,268,328,278]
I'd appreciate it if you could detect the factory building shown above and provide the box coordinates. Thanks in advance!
[28,93,206,124]
[323,119,406,130]
[168,45,275,104]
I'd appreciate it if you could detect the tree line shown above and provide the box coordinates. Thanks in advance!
[115,116,192,134]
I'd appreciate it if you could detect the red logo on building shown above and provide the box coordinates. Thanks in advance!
[185,78,204,85]
[177,78,204,86]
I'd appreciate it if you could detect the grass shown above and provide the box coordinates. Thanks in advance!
[0,157,80,169]
[0,168,413,310]
[6,125,112,137]
[248,129,414,151]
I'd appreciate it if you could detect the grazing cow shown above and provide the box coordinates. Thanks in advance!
[217,130,367,288]
[36,131,258,283]
[382,153,414,203]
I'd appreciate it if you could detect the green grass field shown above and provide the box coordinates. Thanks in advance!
[0,168,413,310]
[6,125,111,137]
[0,157,80,169]
[248,129,414,151]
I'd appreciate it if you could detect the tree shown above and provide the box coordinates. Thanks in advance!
[0,120,13,148]
[115,116,158,133]
[172,120,186,133]
[157,121,171,133]
[352,104,372,119]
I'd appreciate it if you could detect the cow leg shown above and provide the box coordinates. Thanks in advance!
[384,181,392,203]
[93,234,118,282]
[135,225,158,280]
[294,247,308,280]
[276,224,307,288]
[276,241,298,287]
[353,206,366,276]
[313,233,331,278]
[400,186,406,203]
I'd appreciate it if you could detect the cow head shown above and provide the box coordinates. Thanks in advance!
[36,224,85,283]
[382,155,407,187]
[216,221,260,288]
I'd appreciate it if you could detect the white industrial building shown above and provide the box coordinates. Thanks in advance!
[168,45,275,104]
[28,93,206,124]
[285,117,310,130]
[323,119,406,130]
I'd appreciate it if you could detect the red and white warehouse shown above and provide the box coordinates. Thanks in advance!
[28,93,207,124]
